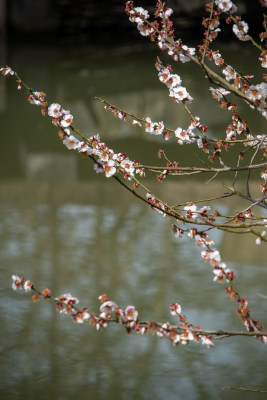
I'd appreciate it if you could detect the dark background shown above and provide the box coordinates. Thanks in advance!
[0,0,264,46]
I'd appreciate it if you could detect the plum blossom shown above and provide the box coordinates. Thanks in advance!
[170,303,182,315]
[256,231,266,245]
[145,117,165,136]
[233,21,250,41]
[158,7,173,18]
[56,293,79,314]
[184,202,198,219]
[128,6,149,25]
[210,87,230,100]
[125,305,139,321]
[159,70,182,88]
[103,160,117,178]
[12,275,24,290]
[94,161,104,173]
[28,91,46,106]
[170,86,193,104]
[60,112,73,128]
[201,249,221,266]
[48,103,62,118]
[201,336,214,348]
[260,55,267,68]
[63,135,81,150]
[127,6,154,37]
[174,45,196,63]
[215,0,237,13]
[73,309,91,323]
[222,65,237,81]
[245,82,267,118]
[180,330,195,345]
[0,66,14,76]
[172,225,184,238]
[156,60,193,104]
[120,159,135,178]
[132,119,142,126]
[100,300,118,314]
[24,280,33,292]
[175,127,195,144]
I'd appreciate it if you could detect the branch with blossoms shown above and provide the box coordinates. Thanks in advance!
[11,275,267,348]
[2,0,267,348]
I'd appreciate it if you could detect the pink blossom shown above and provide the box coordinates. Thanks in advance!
[63,135,80,150]
[132,119,142,126]
[184,202,198,219]
[175,127,195,144]
[125,305,138,321]
[170,302,182,315]
[170,86,192,104]
[215,0,237,13]
[28,91,46,106]
[260,53,267,68]
[137,24,154,37]
[222,65,237,81]
[48,103,62,118]
[158,7,173,18]
[24,280,33,292]
[103,160,116,178]
[100,300,118,314]
[201,336,214,348]
[11,275,24,290]
[0,66,14,76]
[60,113,73,128]
[120,159,135,177]
[172,225,184,238]
[210,87,230,100]
[128,7,149,24]
[233,21,250,41]
[212,52,223,66]
[94,161,104,174]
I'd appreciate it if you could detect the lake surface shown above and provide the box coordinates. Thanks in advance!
[0,40,267,400]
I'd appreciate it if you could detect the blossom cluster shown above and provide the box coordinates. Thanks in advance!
[169,302,214,347]
[208,59,267,118]
[102,99,201,145]
[62,130,143,180]
[245,82,267,118]
[23,91,144,181]
[225,112,249,141]
[48,103,73,128]
[103,103,127,121]
[171,223,267,342]
[11,275,218,347]
[28,91,47,108]
[0,68,145,182]
[213,1,250,41]
[126,1,196,63]
[201,248,235,283]
[12,275,33,292]
[146,193,169,217]
[202,10,221,44]
[155,59,193,105]
[232,20,250,42]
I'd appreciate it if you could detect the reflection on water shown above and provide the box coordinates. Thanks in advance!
[1,43,267,399]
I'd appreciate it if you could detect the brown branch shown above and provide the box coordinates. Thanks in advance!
[136,162,267,173]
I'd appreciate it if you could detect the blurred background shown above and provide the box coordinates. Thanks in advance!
[1,1,267,400]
